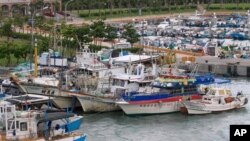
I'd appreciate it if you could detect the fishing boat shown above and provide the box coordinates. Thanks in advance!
[134,19,148,28]
[71,63,158,112]
[16,76,77,109]
[0,104,86,141]
[181,88,248,114]
[157,20,170,29]
[116,74,205,115]
[1,79,21,96]
[0,85,7,101]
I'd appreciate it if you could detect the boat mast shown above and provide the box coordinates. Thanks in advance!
[248,10,250,38]
[34,38,38,77]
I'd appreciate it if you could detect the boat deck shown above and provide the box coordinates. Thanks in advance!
[6,94,51,105]
[37,112,75,123]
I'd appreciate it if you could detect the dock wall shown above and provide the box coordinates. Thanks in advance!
[192,56,250,77]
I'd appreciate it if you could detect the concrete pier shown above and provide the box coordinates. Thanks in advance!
[191,56,250,77]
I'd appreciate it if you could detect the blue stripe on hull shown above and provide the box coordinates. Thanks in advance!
[74,135,87,141]
[123,92,199,102]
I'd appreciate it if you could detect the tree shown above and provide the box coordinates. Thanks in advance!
[38,38,50,53]
[0,42,13,66]
[60,23,78,57]
[105,24,117,46]
[122,24,140,47]
[74,25,92,46]
[19,44,31,61]
[90,20,106,45]
[13,44,22,64]
[0,19,13,41]
[34,16,46,35]
[13,16,26,33]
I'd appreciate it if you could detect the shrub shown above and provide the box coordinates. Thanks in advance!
[89,44,109,52]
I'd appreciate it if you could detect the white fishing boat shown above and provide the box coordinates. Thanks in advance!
[157,20,170,29]
[134,19,148,28]
[71,63,157,112]
[181,88,248,114]
[16,76,77,109]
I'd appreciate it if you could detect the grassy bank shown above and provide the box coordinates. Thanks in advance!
[74,6,197,20]
[72,3,250,20]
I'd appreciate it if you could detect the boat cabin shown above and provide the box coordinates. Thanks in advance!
[2,105,40,140]
[202,88,234,104]
[207,88,232,97]
[108,63,155,96]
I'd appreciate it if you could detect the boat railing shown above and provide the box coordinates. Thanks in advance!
[131,89,199,97]
[184,101,206,110]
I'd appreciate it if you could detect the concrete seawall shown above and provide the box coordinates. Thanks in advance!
[193,56,250,77]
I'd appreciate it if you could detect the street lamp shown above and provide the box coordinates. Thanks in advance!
[64,0,74,22]
[30,6,49,74]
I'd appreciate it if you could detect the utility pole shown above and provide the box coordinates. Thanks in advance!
[30,6,49,72]
[34,38,38,77]
[64,0,74,22]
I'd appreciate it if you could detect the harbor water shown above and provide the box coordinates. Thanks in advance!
[80,78,250,141]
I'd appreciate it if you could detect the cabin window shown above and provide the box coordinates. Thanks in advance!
[0,107,2,113]
[219,90,225,95]
[113,79,125,87]
[208,90,216,95]
[8,121,15,130]
[20,122,28,131]
[115,89,126,97]
[226,90,232,95]
[119,80,123,86]
[139,83,148,87]
[16,121,19,129]
[7,107,12,112]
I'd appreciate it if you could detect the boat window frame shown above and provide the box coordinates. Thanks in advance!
[16,121,19,129]
[226,90,232,96]
[219,90,225,95]
[113,79,126,87]
[208,89,216,95]
[20,122,28,131]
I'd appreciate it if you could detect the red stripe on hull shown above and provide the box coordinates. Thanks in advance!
[128,94,202,104]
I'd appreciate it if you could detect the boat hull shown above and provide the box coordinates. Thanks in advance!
[182,97,248,115]
[52,134,87,141]
[117,95,202,115]
[118,101,181,115]
[18,83,80,109]
[52,96,78,109]
[75,94,120,112]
